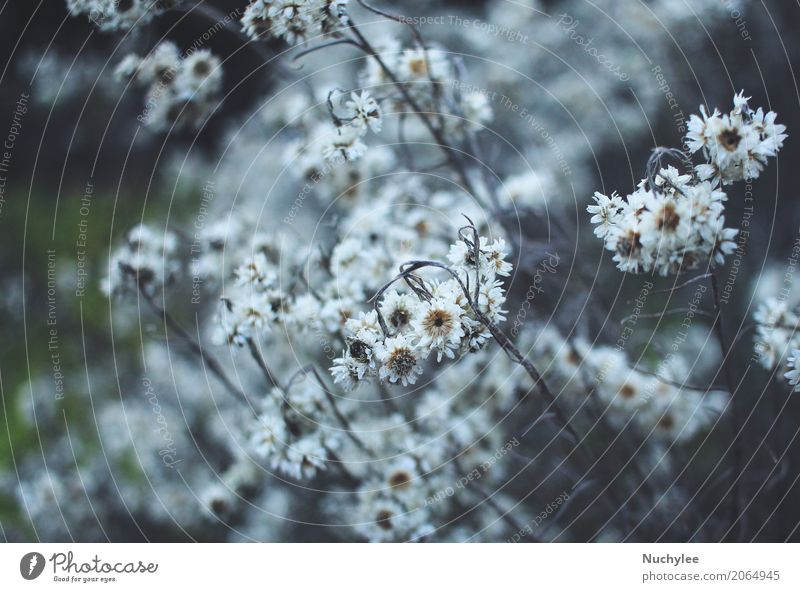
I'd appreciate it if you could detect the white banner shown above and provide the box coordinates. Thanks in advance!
[1,544,798,590]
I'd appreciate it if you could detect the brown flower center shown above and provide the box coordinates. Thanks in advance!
[408,58,428,76]
[618,231,642,257]
[389,470,412,489]
[192,59,212,77]
[423,309,453,337]
[376,509,393,530]
[658,203,680,231]
[388,347,416,376]
[389,308,410,329]
[718,128,742,152]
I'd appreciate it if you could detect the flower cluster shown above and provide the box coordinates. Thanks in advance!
[589,93,785,276]
[250,383,337,480]
[687,92,787,185]
[752,297,800,388]
[323,90,383,163]
[219,249,292,347]
[785,350,800,393]
[589,166,736,275]
[525,326,728,442]
[66,0,181,32]
[114,42,223,131]
[241,0,349,45]
[330,234,511,390]
[101,224,179,297]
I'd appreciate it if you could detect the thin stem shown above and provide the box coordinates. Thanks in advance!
[247,337,283,392]
[709,271,742,538]
[345,19,487,210]
[451,456,530,538]
[620,307,714,324]
[632,366,724,392]
[177,2,275,64]
[141,290,253,408]
[643,273,712,298]
[294,364,371,454]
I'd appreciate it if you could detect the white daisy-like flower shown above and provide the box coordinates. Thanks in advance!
[241,1,273,40]
[344,310,383,344]
[234,252,276,290]
[174,49,222,100]
[447,236,512,280]
[477,279,507,323]
[375,334,424,385]
[113,53,141,81]
[322,125,367,163]
[784,350,800,392]
[267,0,321,45]
[412,297,465,362]
[136,41,181,85]
[397,47,451,83]
[587,191,623,239]
[279,433,329,479]
[461,90,493,128]
[754,298,798,329]
[638,193,693,267]
[101,224,179,297]
[344,91,382,133]
[704,217,739,266]
[331,351,371,391]
[686,105,717,154]
[250,411,287,457]
[685,93,786,185]
[654,165,692,195]
[379,291,420,333]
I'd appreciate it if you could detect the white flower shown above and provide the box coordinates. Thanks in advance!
[447,236,511,280]
[344,310,383,345]
[754,298,798,329]
[101,224,179,297]
[267,0,321,45]
[702,216,738,266]
[784,350,800,392]
[412,297,465,361]
[67,0,180,32]
[379,291,420,333]
[587,191,623,239]
[279,433,329,479]
[136,41,181,85]
[477,279,507,323]
[685,93,786,185]
[234,252,276,290]
[322,125,367,163]
[117,41,223,131]
[251,411,287,457]
[462,91,493,128]
[174,49,222,100]
[686,105,717,154]
[397,47,450,83]
[375,334,424,385]
[331,351,371,391]
[241,1,272,40]
[113,53,141,81]
[344,91,382,133]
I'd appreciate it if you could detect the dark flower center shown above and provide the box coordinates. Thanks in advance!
[718,128,742,152]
